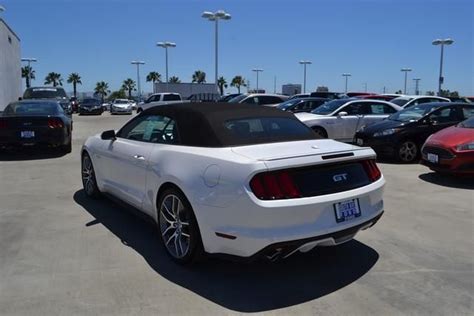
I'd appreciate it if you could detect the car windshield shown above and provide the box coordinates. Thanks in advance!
[277,99,303,110]
[390,97,411,106]
[115,100,129,104]
[388,104,439,122]
[3,102,59,116]
[81,99,100,105]
[228,95,248,103]
[458,116,474,128]
[23,88,68,99]
[311,99,348,115]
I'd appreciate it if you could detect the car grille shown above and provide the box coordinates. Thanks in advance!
[422,146,454,159]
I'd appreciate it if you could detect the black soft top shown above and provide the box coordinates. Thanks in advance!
[142,102,315,147]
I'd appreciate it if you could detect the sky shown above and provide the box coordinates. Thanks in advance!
[2,0,473,96]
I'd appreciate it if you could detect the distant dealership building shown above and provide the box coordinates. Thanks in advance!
[0,18,21,111]
[282,84,302,96]
[153,82,219,100]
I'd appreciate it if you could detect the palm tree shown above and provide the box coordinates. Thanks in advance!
[192,70,206,83]
[169,76,181,83]
[67,73,82,98]
[217,76,228,95]
[94,81,110,103]
[121,78,136,99]
[146,71,162,89]
[21,66,35,88]
[230,75,247,93]
[44,72,63,87]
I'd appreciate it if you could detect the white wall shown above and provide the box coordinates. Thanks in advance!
[0,19,21,111]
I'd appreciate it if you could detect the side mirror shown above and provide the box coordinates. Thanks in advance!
[101,130,116,140]
[338,111,348,117]
[18,97,23,101]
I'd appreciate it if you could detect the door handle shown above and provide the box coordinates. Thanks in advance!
[133,155,145,160]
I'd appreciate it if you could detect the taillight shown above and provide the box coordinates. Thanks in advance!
[362,160,381,182]
[48,118,64,129]
[250,170,301,200]
[0,120,7,129]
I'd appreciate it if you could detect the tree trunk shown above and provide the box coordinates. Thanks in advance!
[73,83,77,97]
[26,77,30,88]
[237,85,241,93]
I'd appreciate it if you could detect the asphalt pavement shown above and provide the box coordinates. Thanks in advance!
[0,112,472,315]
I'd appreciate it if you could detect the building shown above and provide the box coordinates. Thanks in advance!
[0,18,21,111]
[282,84,301,96]
[154,82,219,100]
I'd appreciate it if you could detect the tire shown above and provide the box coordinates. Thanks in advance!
[157,188,203,264]
[311,126,328,139]
[397,140,418,163]
[81,152,101,198]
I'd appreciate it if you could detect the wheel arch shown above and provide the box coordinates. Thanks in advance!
[310,125,328,138]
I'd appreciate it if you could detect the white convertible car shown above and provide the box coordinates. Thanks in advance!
[295,99,402,142]
[81,103,385,264]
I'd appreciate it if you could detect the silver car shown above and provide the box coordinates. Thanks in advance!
[295,99,403,142]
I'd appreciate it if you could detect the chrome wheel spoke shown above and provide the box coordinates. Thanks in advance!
[165,232,176,246]
[181,232,190,238]
[162,203,175,221]
[161,225,174,237]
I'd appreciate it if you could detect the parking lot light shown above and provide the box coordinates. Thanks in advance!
[131,61,145,100]
[432,38,454,96]
[400,68,412,94]
[342,73,351,93]
[252,68,263,92]
[413,78,421,95]
[157,41,176,90]
[299,61,312,93]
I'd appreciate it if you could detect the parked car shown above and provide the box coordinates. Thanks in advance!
[287,93,310,100]
[187,93,221,102]
[128,100,137,110]
[447,97,471,103]
[79,98,103,115]
[354,102,474,163]
[467,97,474,103]
[309,91,348,100]
[110,99,133,115]
[228,93,288,106]
[0,100,73,153]
[390,95,450,108]
[101,101,111,112]
[70,96,79,113]
[23,86,73,115]
[346,92,376,97]
[357,95,399,102]
[276,97,329,113]
[217,93,242,102]
[295,99,402,142]
[81,102,385,264]
[137,93,187,113]
[421,115,474,175]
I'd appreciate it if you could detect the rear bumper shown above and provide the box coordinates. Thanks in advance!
[354,134,397,157]
[0,130,69,148]
[111,107,133,114]
[421,153,474,175]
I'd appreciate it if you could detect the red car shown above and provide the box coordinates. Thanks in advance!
[421,116,474,175]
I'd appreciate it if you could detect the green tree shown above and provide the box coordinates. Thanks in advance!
[67,73,82,98]
[192,70,206,83]
[94,81,110,103]
[425,91,436,96]
[316,86,329,92]
[169,76,181,83]
[230,75,246,93]
[21,66,35,88]
[108,89,127,101]
[439,89,459,98]
[395,90,403,94]
[146,71,162,91]
[44,72,63,87]
[121,78,136,99]
[217,76,228,95]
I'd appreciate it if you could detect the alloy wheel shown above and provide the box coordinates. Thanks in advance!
[312,127,327,138]
[82,155,96,195]
[159,194,191,259]
[399,141,418,162]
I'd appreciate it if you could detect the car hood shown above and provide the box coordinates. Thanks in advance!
[294,112,325,121]
[113,103,130,108]
[231,139,360,161]
[425,125,474,147]
[81,103,100,107]
[360,119,411,134]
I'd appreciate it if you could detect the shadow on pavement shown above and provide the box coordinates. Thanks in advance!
[0,148,67,161]
[74,189,379,312]
[419,172,474,190]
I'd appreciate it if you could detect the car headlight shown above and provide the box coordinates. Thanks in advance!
[373,128,400,137]
[456,142,474,151]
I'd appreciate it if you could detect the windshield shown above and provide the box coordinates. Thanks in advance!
[277,99,302,110]
[3,102,60,116]
[391,97,411,107]
[114,99,129,104]
[388,104,439,122]
[458,116,474,128]
[228,95,248,103]
[23,88,68,99]
[311,99,348,115]
[81,99,100,105]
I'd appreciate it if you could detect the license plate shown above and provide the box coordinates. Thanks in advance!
[356,138,364,146]
[21,131,35,138]
[427,153,438,163]
[334,199,361,223]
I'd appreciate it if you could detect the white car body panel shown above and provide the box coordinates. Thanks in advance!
[137,93,190,112]
[83,132,385,258]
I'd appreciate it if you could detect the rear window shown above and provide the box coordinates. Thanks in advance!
[3,102,60,115]
[23,88,67,99]
[391,98,411,107]
[223,117,315,145]
[163,94,181,101]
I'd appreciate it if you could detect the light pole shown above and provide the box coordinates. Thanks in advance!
[202,10,231,90]
[21,58,38,88]
[252,68,263,92]
[401,68,412,94]
[157,41,176,91]
[131,61,145,100]
[413,78,421,95]
[342,73,351,93]
[432,38,454,96]
[299,60,312,93]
